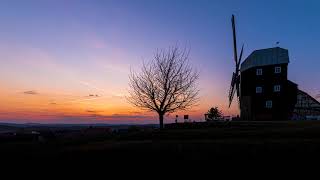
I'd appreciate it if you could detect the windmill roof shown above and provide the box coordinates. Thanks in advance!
[240,47,289,72]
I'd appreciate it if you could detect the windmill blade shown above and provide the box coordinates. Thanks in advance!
[228,74,235,98]
[228,73,237,107]
[229,15,242,108]
[231,15,238,64]
[237,44,244,67]
[229,84,236,107]
[235,45,244,98]
[236,75,240,97]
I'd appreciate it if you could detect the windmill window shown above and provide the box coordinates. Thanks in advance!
[274,85,281,92]
[256,87,262,93]
[256,68,263,76]
[266,100,273,108]
[275,67,281,73]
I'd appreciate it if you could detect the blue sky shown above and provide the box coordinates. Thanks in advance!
[0,0,319,123]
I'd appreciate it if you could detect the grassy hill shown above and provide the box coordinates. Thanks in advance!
[1,121,320,169]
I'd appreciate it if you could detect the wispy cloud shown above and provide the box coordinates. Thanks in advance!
[78,81,107,94]
[66,95,105,103]
[23,90,38,95]
[111,93,125,99]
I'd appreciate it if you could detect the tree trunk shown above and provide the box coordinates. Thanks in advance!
[159,113,164,129]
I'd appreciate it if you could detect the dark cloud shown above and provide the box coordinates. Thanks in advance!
[50,102,57,105]
[23,90,38,95]
[86,110,108,115]
[88,94,100,97]
[86,110,99,113]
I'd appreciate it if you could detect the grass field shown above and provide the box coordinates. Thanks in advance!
[2,121,320,169]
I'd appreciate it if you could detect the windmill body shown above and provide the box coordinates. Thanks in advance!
[228,15,320,120]
[228,15,298,121]
[239,47,298,120]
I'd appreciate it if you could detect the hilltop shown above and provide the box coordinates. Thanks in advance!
[1,120,320,169]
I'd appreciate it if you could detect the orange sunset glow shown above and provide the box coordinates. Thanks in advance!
[0,34,238,124]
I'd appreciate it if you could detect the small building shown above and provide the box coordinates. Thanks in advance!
[293,90,320,120]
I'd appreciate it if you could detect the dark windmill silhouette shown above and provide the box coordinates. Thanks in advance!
[226,15,318,121]
[228,15,244,108]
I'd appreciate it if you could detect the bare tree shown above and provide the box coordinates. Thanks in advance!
[127,46,199,129]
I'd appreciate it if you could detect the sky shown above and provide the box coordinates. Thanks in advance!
[0,0,319,124]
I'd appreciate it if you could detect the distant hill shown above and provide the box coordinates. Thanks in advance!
[0,124,20,133]
[0,122,158,133]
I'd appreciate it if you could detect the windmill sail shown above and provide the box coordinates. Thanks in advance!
[228,15,243,108]
[236,45,244,98]
[228,73,236,107]
[232,15,238,64]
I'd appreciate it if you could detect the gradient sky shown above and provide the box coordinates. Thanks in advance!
[0,0,319,124]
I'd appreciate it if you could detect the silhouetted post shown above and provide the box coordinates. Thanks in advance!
[184,115,189,123]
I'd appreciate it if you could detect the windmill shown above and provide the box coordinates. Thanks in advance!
[228,15,244,108]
